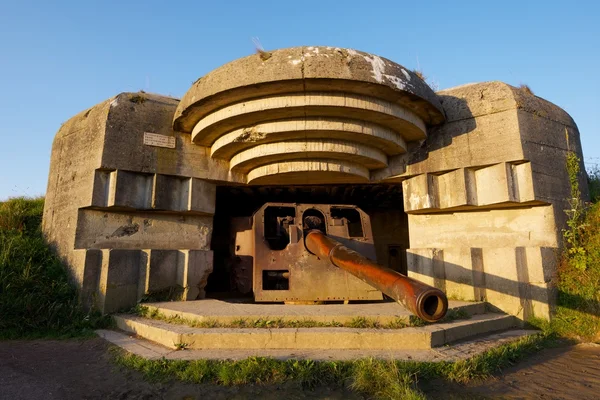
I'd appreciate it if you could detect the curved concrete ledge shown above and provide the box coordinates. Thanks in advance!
[247,159,370,185]
[174,46,445,132]
[191,93,426,146]
[230,140,388,173]
[210,118,407,159]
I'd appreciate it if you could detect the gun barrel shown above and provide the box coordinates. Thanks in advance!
[304,230,448,322]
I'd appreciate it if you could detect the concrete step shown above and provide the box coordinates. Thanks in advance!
[113,312,517,351]
[98,328,539,362]
[143,299,487,326]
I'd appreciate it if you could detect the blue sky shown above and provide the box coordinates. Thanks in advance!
[1,0,598,200]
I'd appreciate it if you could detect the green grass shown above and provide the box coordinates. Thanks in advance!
[112,332,556,399]
[0,197,109,339]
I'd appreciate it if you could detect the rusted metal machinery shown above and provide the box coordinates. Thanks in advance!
[232,203,448,322]
[304,229,448,322]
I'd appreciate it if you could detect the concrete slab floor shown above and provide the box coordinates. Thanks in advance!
[144,299,485,324]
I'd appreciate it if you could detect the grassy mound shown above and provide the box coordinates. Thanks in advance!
[0,197,106,338]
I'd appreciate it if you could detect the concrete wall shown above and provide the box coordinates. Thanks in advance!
[376,82,587,320]
[43,93,225,313]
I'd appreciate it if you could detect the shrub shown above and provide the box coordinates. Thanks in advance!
[550,153,600,341]
[589,166,600,203]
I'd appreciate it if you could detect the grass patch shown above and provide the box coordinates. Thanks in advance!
[112,332,555,399]
[131,305,471,330]
[0,197,109,339]
[129,93,146,104]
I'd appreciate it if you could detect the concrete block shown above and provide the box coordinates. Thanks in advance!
[100,249,143,313]
[153,175,190,211]
[189,178,216,214]
[184,250,214,300]
[511,162,536,202]
[91,169,113,207]
[403,174,438,212]
[442,248,476,301]
[147,250,183,292]
[110,170,153,209]
[474,163,516,206]
[524,247,557,320]
[80,249,103,310]
[482,248,522,317]
[407,206,558,249]
[74,209,213,250]
[435,169,470,209]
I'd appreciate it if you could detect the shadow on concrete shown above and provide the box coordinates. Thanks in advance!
[406,95,477,166]
[409,250,600,320]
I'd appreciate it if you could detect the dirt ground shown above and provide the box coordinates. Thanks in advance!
[0,338,599,400]
[0,338,359,400]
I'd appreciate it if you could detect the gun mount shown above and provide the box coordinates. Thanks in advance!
[232,203,448,322]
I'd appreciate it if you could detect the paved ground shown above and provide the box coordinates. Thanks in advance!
[0,338,599,399]
[442,343,600,400]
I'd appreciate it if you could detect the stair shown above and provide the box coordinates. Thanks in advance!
[114,312,516,351]
[107,300,523,354]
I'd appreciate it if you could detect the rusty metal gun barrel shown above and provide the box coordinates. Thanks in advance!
[304,230,448,322]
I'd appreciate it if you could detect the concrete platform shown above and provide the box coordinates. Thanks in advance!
[113,312,516,351]
[143,299,486,325]
[98,328,538,362]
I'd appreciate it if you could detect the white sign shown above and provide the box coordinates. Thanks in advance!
[143,132,176,149]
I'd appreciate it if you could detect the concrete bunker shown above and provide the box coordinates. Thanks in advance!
[42,46,588,322]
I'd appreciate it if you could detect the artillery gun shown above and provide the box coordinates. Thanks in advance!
[232,203,448,322]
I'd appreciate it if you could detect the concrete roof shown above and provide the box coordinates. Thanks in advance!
[173,46,446,132]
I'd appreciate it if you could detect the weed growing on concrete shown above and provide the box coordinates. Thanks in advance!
[412,68,439,92]
[347,316,382,329]
[0,197,109,339]
[112,332,555,399]
[131,307,467,330]
[129,94,146,104]
[518,84,534,95]
[174,342,191,350]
